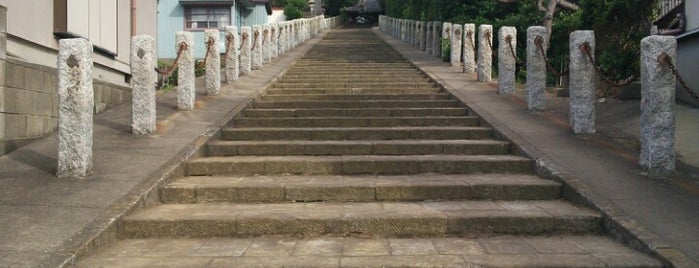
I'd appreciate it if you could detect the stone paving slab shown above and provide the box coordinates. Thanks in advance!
[76,235,661,267]
[160,174,560,203]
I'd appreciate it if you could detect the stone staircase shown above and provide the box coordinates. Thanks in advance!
[77,26,662,267]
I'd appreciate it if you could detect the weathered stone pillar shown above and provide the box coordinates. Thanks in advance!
[433,21,441,57]
[569,31,595,134]
[421,21,428,51]
[224,26,239,83]
[498,26,517,95]
[281,22,288,54]
[442,22,452,61]
[176,31,195,110]
[477,24,493,82]
[240,26,252,75]
[252,25,263,70]
[426,21,433,53]
[205,29,220,95]
[57,38,93,179]
[271,23,279,59]
[463,24,476,73]
[526,26,547,112]
[411,20,417,47]
[451,24,462,67]
[640,35,677,173]
[130,35,156,135]
[415,21,422,48]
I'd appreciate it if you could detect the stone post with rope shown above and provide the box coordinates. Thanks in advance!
[420,21,428,51]
[204,29,220,96]
[477,25,493,82]
[262,26,271,64]
[57,38,93,179]
[415,21,422,49]
[240,26,252,75]
[130,35,156,136]
[224,26,239,83]
[271,23,279,59]
[252,25,263,70]
[280,22,288,54]
[400,19,406,42]
[451,24,463,67]
[426,21,433,54]
[433,21,441,57]
[498,26,517,95]
[569,31,596,134]
[463,24,476,73]
[175,31,195,110]
[526,26,547,112]
[640,35,677,174]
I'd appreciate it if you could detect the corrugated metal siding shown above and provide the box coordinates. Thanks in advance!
[157,0,238,58]
[244,5,269,26]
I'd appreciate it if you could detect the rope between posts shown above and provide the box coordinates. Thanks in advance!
[505,35,519,63]
[579,42,636,88]
[534,35,568,78]
[251,31,260,50]
[240,32,249,50]
[262,29,269,46]
[224,33,234,67]
[155,42,188,76]
[485,30,497,59]
[196,36,216,68]
[658,52,699,102]
[464,30,476,73]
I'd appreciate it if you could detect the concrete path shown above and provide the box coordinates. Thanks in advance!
[373,28,699,267]
[0,31,326,267]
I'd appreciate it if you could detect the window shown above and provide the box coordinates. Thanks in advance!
[185,6,231,30]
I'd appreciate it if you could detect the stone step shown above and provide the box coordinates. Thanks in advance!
[232,116,480,128]
[118,200,601,238]
[242,108,468,118]
[186,155,533,176]
[283,70,421,75]
[258,93,450,101]
[277,77,431,83]
[77,236,662,268]
[265,88,444,95]
[272,83,437,89]
[279,74,427,79]
[251,100,462,109]
[220,126,492,141]
[160,174,560,203]
[207,139,509,156]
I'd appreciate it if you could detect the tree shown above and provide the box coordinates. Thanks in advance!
[497,0,579,41]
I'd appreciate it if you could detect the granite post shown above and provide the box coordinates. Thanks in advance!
[463,24,476,73]
[569,31,595,134]
[57,38,93,179]
[433,21,441,57]
[262,25,271,64]
[204,29,220,95]
[240,26,252,75]
[426,21,433,54]
[640,35,677,173]
[451,24,462,67]
[252,25,263,70]
[224,26,239,83]
[477,24,493,82]
[498,26,517,95]
[526,26,547,112]
[176,31,195,110]
[271,23,279,59]
[130,35,156,135]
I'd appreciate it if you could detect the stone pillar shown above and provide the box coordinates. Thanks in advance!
[498,26,517,95]
[426,21,433,54]
[415,21,421,48]
[240,26,252,75]
[442,22,452,61]
[421,21,428,51]
[526,26,547,112]
[640,35,677,174]
[271,23,279,59]
[176,31,195,110]
[252,25,263,70]
[204,29,220,95]
[130,35,156,135]
[451,24,462,67]
[57,38,93,179]
[477,24,493,82]
[401,19,406,42]
[433,21,441,57]
[569,31,595,134]
[411,20,417,47]
[463,24,476,73]
[224,26,239,83]
[281,23,288,54]
[262,25,271,64]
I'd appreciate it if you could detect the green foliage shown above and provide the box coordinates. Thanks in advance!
[326,0,359,17]
[284,5,303,20]
[441,38,451,62]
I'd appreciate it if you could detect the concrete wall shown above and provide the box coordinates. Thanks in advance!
[269,8,286,23]
[686,0,698,31]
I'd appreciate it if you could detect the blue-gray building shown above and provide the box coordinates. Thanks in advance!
[157,0,272,58]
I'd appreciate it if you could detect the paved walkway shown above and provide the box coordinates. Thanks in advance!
[0,25,697,268]
[373,28,699,267]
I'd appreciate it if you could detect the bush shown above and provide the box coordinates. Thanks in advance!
[441,38,451,63]
[284,5,303,20]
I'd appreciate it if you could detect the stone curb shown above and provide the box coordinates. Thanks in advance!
[47,29,331,268]
[371,27,695,268]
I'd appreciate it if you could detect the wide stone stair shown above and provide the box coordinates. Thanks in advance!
[77,26,662,267]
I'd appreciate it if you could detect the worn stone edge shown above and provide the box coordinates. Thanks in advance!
[49,29,328,268]
[371,27,694,268]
